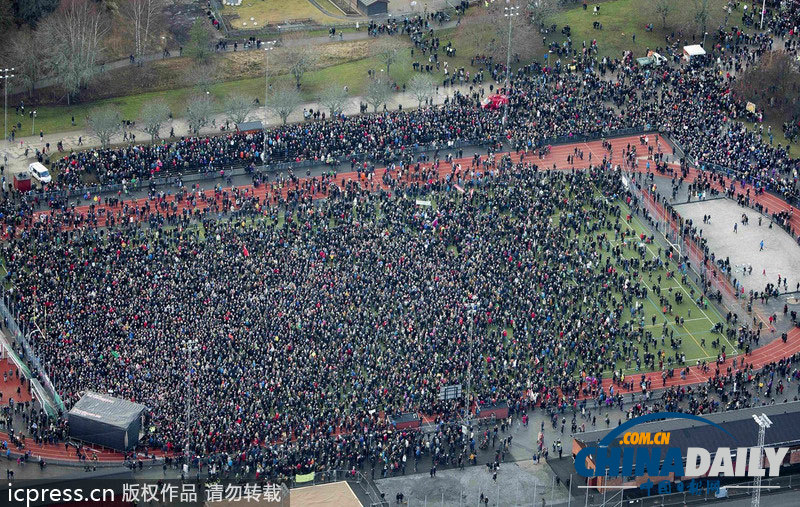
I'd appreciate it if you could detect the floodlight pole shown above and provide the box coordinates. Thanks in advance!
[465,308,474,425]
[263,41,277,167]
[751,413,772,507]
[502,2,519,126]
[185,339,197,465]
[568,473,572,507]
[1,68,14,144]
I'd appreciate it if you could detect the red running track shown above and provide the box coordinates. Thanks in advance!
[12,134,800,461]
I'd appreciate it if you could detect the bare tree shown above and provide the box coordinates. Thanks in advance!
[317,85,349,118]
[10,31,45,97]
[459,1,544,64]
[282,35,316,89]
[0,0,14,30]
[40,0,108,104]
[407,74,435,108]
[456,11,495,57]
[223,94,254,125]
[655,0,673,29]
[139,99,171,142]
[733,51,800,117]
[120,0,163,60]
[183,62,217,93]
[364,79,392,113]
[374,39,400,77]
[267,84,302,124]
[185,93,215,134]
[526,0,558,25]
[88,106,122,147]
[693,0,709,36]
[14,0,59,27]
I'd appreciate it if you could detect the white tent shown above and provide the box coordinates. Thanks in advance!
[682,45,706,61]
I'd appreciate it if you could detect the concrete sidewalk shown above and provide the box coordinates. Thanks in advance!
[0,82,479,178]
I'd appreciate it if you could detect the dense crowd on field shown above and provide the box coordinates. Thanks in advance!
[0,2,798,483]
[4,158,799,479]
[0,163,737,476]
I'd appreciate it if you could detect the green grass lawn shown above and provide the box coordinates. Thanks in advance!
[398,188,732,382]
[553,0,731,58]
[546,194,732,379]
[12,33,479,138]
[612,200,735,371]
[4,185,733,391]
[741,117,800,149]
[221,0,340,27]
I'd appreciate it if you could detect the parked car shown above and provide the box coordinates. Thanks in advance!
[28,162,52,184]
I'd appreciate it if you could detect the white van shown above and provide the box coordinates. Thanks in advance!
[28,162,52,184]
[651,53,668,67]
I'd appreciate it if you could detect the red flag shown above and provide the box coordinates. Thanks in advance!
[242,245,249,257]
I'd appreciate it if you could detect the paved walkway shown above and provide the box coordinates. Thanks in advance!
[0,358,33,405]
[0,83,477,179]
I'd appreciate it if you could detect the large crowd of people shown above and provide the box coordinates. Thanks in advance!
[0,0,798,484]
[19,5,793,212]
[1,161,754,480]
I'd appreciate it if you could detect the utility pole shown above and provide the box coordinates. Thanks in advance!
[760,0,766,30]
[185,339,197,463]
[1,68,14,144]
[751,413,772,507]
[464,299,478,426]
[502,2,518,126]
[262,41,277,166]
[584,480,589,507]
[466,316,472,422]
[568,474,572,507]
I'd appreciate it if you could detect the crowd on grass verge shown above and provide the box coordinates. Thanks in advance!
[0,4,798,482]
[4,7,795,211]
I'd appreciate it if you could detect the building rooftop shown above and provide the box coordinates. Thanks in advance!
[576,402,800,453]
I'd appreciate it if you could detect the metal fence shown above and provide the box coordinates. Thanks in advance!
[626,173,746,316]
[534,127,655,150]
[0,285,66,415]
[208,0,230,37]
[33,137,489,203]
[695,159,800,209]
[33,126,658,204]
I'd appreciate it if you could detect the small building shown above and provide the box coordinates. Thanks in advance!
[682,44,706,61]
[236,120,263,134]
[387,412,421,430]
[357,0,389,16]
[571,402,800,491]
[68,391,146,451]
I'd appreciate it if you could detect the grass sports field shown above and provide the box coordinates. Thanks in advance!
[607,199,735,375]
[170,183,733,382]
[12,176,732,385]
[499,188,734,380]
